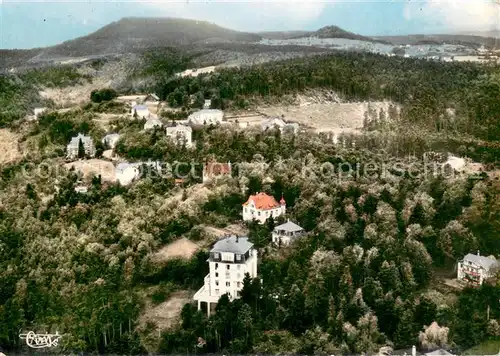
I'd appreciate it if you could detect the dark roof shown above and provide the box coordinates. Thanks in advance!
[211,236,253,254]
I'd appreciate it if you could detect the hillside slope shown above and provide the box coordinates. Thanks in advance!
[375,34,499,48]
[294,25,388,43]
[36,17,262,58]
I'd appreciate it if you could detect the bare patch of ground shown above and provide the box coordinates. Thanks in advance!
[202,223,248,238]
[138,290,193,349]
[40,77,112,107]
[0,129,22,165]
[176,66,216,78]
[258,100,395,133]
[152,237,200,264]
[63,159,116,182]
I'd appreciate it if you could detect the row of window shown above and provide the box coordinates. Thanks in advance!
[244,208,279,217]
[214,263,242,270]
[214,272,241,278]
[213,253,243,262]
[214,281,241,287]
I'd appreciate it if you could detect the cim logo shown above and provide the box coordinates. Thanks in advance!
[19,331,62,349]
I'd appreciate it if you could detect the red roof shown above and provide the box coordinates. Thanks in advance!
[204,162,231,177]
[243,192,280,210]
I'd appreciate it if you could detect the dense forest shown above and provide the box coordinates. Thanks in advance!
[0,48,499,354]
[1,125,499,353]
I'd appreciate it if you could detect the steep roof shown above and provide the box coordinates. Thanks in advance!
[204,162,231,176]
[68,133,93,146]
[243,192,280,210]
[211,236,253,254]
[274,220,304,233]
[463,253,498,271]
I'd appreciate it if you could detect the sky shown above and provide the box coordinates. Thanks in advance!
[0,0,498,49]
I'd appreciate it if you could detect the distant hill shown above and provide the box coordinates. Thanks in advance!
[374,34,499,48]
[258,31,313,40]
[34,17,262,59]
[460,30,500,39]
[294,26,390,44]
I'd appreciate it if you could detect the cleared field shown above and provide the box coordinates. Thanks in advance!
[176,65,216,78]
[259,101,395,133]
[63,159,116,182]
[152,237,200,264]
[40,77,113,107]
[0,129,22,165]
[139,290,193,333]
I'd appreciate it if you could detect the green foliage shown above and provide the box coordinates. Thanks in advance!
[0,66,89,127]
[90,88,118,103]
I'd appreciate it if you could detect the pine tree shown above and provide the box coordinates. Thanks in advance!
[78,138,85,159]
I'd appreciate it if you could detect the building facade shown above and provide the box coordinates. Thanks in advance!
[166,124,193,147]
[242,192,286,224]
[203,161,232,183]
[66,133,96,159]
[457,252,498,285]
[272,220,305,246]
[193,235,258,316]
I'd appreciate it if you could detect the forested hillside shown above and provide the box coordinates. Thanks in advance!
[0,47,498,355]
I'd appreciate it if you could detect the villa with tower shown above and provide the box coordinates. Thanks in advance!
[242,192,286,224]
[193,235,258,315]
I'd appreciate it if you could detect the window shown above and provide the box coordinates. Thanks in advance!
[215,263,218,269]
[236,254,241,261]
[215,289,219,295]
[215,281,219,286]
[237,265,241,270]
[258,211,261,216]
[226,282,230,287]
[244,208,247,213]
[214,252,220,259]
[237,273,241,279]
[215,272,219,277]
[226,264,230,270]
[237,282,241,288]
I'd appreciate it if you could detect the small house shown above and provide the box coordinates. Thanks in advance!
[143,93,160,104]
[166,123,193,147]
[102,133,120,149]
[203,99,212,109]
[272,220,305,246]
[144,117,163,130]
[187,109,224,126]
[66,133,96,159]
[242,192,286,224]
[115,162,141,186]
[203,161,231,183]
[131,104,150,119]
[33,107,48,120]
[457,252,498,285]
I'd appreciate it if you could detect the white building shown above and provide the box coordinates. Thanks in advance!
[144,116,163,130]
[203,99,212,109]
[457,252,498,285]
[143,93,160,104]
[66,133,96,159]
[242,192,286,224]
[203,161,231,183]
[33,107,48,120]
[115,162,141,186]
[187,109,224,126]
[102,133,120,149]
[131,104,151,119]
[166,124,193,147]
[272,220,305,246]
[193,235,258,316]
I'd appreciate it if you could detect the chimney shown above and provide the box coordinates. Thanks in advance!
[412,345,416,356]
